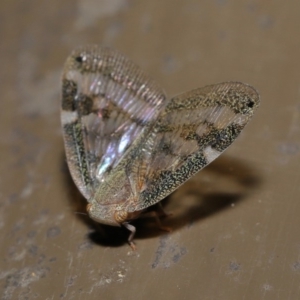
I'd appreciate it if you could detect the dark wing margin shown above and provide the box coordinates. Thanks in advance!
[61,45,166,200]
[126,82,260,211]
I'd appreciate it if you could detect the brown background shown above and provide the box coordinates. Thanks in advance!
[1,1,300,299]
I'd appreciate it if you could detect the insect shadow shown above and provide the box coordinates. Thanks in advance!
[61,154,261,248]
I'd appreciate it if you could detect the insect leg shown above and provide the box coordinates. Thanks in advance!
[123,222,137,250]
[146,209,172,233]
[154,202,173,218]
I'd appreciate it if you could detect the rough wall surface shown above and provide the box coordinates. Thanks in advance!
[1,1,300,299]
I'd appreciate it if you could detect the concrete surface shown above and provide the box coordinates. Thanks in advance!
[1,0,300,299]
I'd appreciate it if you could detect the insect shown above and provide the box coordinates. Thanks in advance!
[61,45,260,249]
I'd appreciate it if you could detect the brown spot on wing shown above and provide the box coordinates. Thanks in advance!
[62,79,77,111]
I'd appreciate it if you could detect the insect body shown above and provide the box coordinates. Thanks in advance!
[61,45,260,248]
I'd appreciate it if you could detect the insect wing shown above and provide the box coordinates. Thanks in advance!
[126,82,260,211]
[61,46,166,200]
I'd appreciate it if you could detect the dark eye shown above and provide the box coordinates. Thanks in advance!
[247,99,254,108]
[75,56,83,63]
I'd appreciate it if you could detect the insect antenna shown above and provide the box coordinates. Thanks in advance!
[74,211,88,216]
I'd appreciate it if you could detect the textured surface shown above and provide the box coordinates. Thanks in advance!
[1,1,300,299]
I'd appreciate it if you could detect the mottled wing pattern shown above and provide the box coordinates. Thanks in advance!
[127,82,260,211]
[61,46,166,200]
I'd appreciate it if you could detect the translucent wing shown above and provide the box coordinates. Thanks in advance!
[126,82,260,211]
[61,46,166,200]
